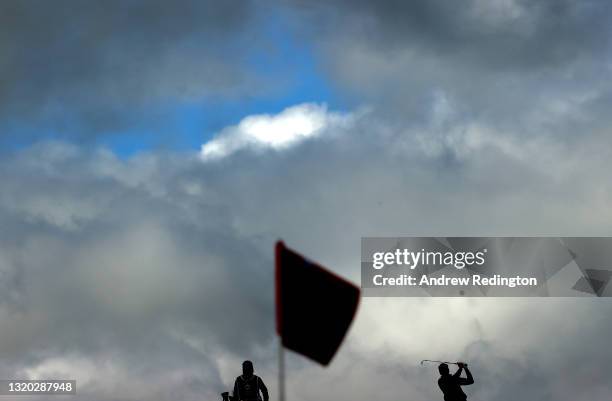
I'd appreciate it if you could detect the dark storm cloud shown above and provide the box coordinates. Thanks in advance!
[285,0,612,127]
[294,0,612,71]
[0,0,257,136]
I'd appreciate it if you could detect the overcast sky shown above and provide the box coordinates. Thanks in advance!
[1,1,612,400]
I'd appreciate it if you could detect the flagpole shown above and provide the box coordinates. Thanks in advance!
[278,337,286,401]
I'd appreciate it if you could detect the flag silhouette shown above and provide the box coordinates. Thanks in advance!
[275,241,360,365]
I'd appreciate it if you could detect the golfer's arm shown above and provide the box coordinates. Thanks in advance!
[459,368,474,385]
[234,380,240,400]
[453,367,464,378]
[259,378,269,401]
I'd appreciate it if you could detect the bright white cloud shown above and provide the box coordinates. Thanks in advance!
[200,103,353,160]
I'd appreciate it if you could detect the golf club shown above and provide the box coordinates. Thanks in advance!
[420,360,467,367]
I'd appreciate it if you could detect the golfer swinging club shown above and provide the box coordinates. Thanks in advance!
[437,362,474,401]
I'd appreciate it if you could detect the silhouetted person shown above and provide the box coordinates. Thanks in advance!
[234,361,269,401]
[438,362,474,401]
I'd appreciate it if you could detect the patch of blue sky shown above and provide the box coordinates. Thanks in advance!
[1,6,349,159]
[101,6,349,157]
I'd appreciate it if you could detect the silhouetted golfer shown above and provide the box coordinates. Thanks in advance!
[234,361,269,401]
[437,362,474,401]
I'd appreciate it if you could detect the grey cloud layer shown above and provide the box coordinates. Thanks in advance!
[0,145,275,400]
[1,101,611,399]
